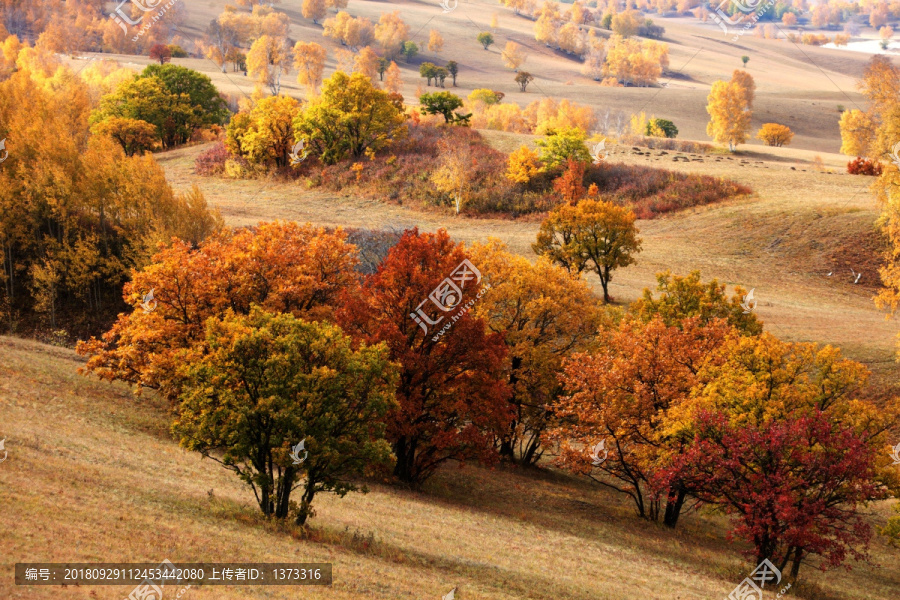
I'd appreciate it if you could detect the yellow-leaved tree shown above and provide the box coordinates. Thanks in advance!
[247,35,291,95]
[293,41,327,95]
[506,145,542,184]
[706,80,751,151]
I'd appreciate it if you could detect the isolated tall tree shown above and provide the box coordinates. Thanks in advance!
[293,41,327,94]
[336,229,513,485]
[730,69,755,109]
[501,41,527,70]
[427,29,444,54]
[302,0,327,24]
[149,44,172,65]
[354,46,380,81]
[515,71,534,91]
[247,35,291,95]
[706,80,751,151]
[533,198,642,303]
[477,31,495,50]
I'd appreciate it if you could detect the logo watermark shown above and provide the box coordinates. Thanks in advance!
[741,288,756,314]
[711,0,777,41]
[850,268,862,284]
[0,438,7,464]
[109,0,181,41]
[726,558,791,600]
[290,439,308,465]
[0,138,7,163]
[439,0,458,13]
[290,140,310,165]
[889,141,900,169]
[409,259,490,340]
[443,587,457,600]
[890,441,900,465]
[141,289,157,313]
[124,559,191,600]
[589,439,607,466]
[591,139,608,163]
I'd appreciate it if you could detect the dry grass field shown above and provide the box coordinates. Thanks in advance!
[6,0,900,598]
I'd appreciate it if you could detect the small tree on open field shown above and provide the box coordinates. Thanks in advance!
[515,70,534,92]
[756,123,793,147]
[533,199,642,303]
[176,308,398,525]
[706,80,751,151]
[477,31,495,50]
[420,91,469,124]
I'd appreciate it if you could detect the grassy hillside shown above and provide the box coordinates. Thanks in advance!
[1,335,899,599]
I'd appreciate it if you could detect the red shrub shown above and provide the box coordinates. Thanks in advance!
[847,157,883,176]
[194,142,230,176]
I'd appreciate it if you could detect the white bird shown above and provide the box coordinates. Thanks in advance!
[443,587,457,600]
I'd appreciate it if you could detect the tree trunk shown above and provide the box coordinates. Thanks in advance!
[392,438,416,483]
[662,484,686,528]
[789,546,803,579]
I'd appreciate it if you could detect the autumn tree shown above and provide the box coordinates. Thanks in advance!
[838,109,875,157]
[176,308,398,525]
[431,137,473,214]
[469,240,604,464]
[419,91,468,124]
[756,123,793,147]
[631,270,762,335]
[247,35,291,96]
[227,95,301,168]
[515,70,534,91]
[354,46,380,81]
[501,41,527,70]
[90,116,157,156]
[666,333,897,576]
[293,41,326,95]
[552,315,732,524]
[323,11,374,50]
[611,10,640,37]
[552,157,587,204]
[302,0,327,24]
[149,44,172,65]
[91,75,196,150]
[603,34,668,86]
[535,127,590,169]
[477,31,495,50]
[730,69,755,109]
[384,60,403,94]
[78,222,359,402]
[533,198,642,303]
[427,29,444,54]
[336,229,513,485]
[506,145,542,184]
[294,71,407,164]
[401,41,418,63]
[706,80,751,151]
[375,11,409,59]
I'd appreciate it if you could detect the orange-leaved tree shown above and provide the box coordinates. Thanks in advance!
[551,315,734,525]
[756,122,793,147]
[533,198,642,303]
[468,239,605,465]
[77,222,359,402]
[336,229,513,485]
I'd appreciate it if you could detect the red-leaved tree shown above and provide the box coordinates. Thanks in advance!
[337,229,513,485]
[663,410,885,578]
